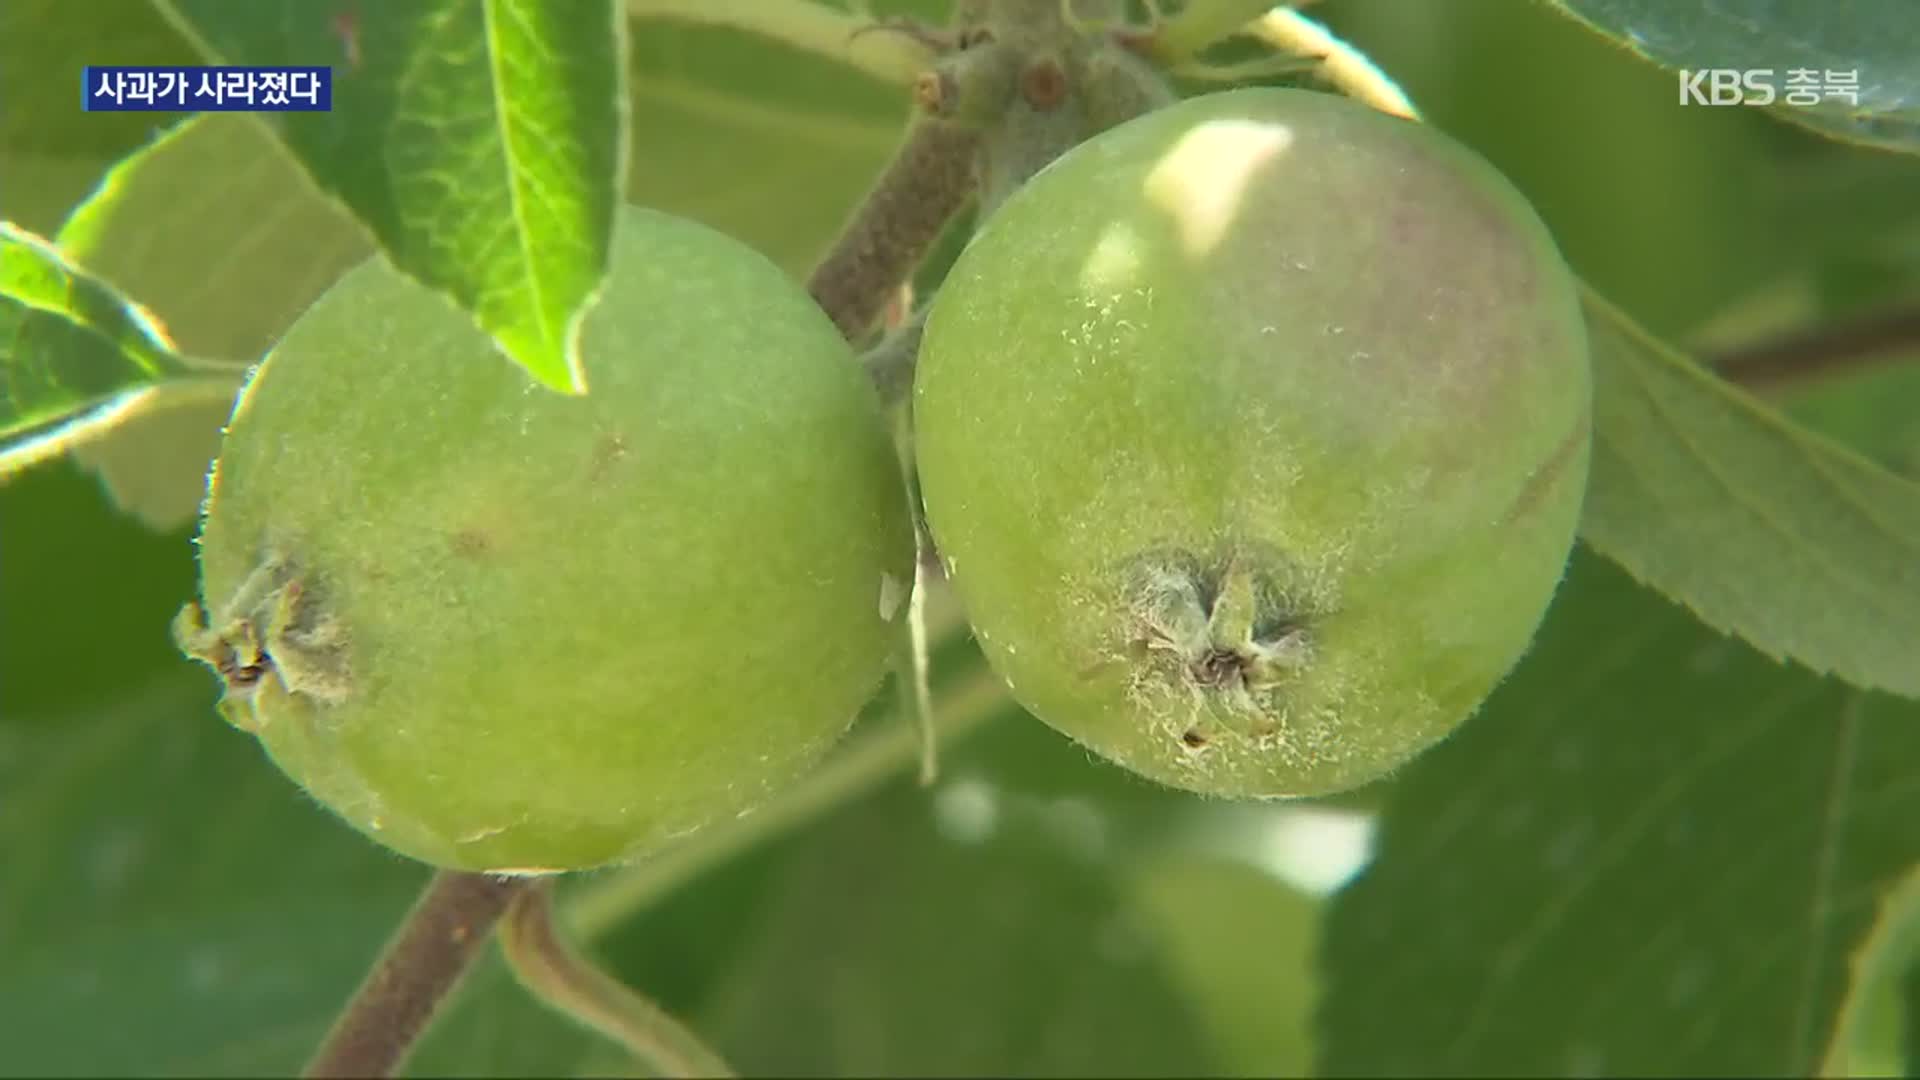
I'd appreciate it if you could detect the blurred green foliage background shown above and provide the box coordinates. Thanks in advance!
[2,1,1916,1075]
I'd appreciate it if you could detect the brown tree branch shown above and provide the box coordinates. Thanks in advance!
[303,871,534,1079]
[1711,304,1920,393]
[806,119,980,342]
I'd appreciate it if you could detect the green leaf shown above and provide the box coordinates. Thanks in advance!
[0,2,197,243]
[1550,0,1920,153]
[0,668,429,1074]
[64,373,238,532]
[404,951,607,1077]
[1752,143,1920,285]
[21,13,920,521]
[37,8,922,381]
[1317,547,1920,1075]
[696,765,1217,1075]
[1126,854,1319,1077]
[1783,361,1920,481]
[58,116,373,366]
[1907,958,1920,1076]
[1836,879,1920,1075]
[0,153,125,240]
[149,0,628,393]
[1,224,180,375]
[1,223,188,387]
[47,115,373,530]
[0,460,601,1075]
[621,18,910,275]
[0,654,607,1076]
[1578,288,1920,699]
[0,0,194,158]
[0,463,204,721]
[0,223,206,469]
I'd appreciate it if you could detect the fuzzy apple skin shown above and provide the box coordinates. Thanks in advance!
[914,88,1591,798]
[180,206,913,872]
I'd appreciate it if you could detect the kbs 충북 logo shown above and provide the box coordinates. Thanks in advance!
[1678,68,1860,107]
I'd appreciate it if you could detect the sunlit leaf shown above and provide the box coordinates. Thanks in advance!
[150,0,628,392]
[0,223,209,475]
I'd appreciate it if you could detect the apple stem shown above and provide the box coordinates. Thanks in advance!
[499,880,737,1077]
[303,871,533,1078]
[807,118,980,343]
[1710,304,1920,395]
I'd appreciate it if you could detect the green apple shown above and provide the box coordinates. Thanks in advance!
[915,88,1591,797]
[177,206,914,872]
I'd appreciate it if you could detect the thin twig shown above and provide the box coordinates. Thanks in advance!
[1710,305,1920,393]
[624,0,934,86]
[500,881,735,1078]
[807,120,981,341]
[304,871,535,1079]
